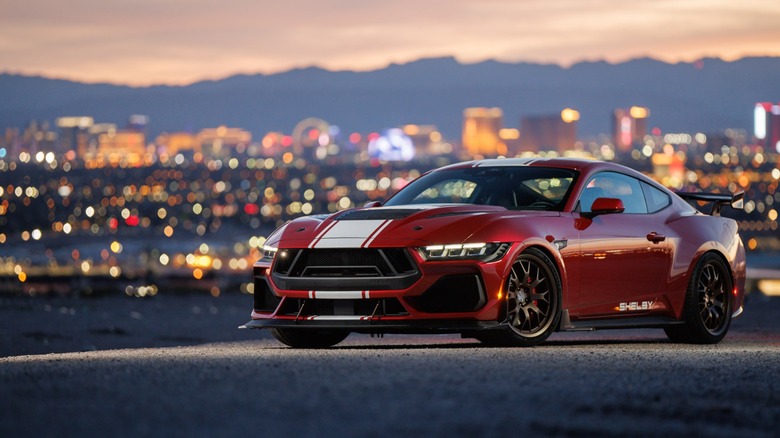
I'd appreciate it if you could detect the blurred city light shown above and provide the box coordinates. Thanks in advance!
[0,107,778,297]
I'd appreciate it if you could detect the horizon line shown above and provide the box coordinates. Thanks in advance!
[2,53,777,89]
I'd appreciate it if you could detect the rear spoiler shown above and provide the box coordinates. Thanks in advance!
[676,191,744,216]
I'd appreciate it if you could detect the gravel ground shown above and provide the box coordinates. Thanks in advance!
[1,292,779,437]
[0,292,258,357]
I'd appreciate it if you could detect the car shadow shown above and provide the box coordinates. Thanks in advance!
[328,338,672,350]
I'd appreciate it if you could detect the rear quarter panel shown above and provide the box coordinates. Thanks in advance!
[665,212,746,318]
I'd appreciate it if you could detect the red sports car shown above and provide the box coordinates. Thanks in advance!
[243,158,746,348]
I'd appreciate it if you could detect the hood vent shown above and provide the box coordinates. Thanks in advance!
[335,208,422,221]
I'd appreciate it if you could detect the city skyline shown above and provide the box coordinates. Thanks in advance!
[4,56,779,141]
[2,0,780,86]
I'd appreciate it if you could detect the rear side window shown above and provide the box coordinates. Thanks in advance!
[579,172,648,214]
[641,182,671,213]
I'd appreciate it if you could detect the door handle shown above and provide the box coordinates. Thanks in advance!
[646,232,666,243]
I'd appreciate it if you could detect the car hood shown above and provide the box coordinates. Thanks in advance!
[266,204,560,249]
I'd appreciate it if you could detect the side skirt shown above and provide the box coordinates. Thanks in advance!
[558,309,684,332]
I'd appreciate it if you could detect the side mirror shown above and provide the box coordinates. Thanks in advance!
[584,197,625,218]
[731,192,744,210]
[363,201,382,208]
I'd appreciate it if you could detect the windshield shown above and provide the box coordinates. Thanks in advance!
[384,166,577,211]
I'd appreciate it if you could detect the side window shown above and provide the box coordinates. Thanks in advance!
[641,182,671,213]
[579,172,648,214]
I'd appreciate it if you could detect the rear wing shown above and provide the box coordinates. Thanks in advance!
[676,191,744,216]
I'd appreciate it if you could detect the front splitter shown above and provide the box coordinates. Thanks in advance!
[240,317,504,334]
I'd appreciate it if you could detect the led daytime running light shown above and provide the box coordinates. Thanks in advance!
[262,245,278,261]
[425,243,487,258]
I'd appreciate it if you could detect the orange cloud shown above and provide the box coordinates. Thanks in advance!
[1,0,779,85]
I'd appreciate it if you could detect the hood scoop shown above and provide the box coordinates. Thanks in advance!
[335,208,422,221]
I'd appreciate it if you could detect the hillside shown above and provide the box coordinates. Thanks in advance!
[2,56,780,138]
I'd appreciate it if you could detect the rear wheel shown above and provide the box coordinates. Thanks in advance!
[479,248,562,347]
[664,253,733,344]
[270,328,349,348]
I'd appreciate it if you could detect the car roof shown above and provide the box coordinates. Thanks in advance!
[435,158,662,190]
[438,157,610,172]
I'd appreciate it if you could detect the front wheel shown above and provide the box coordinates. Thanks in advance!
[479,248,562,347]
[270,328,349,348]
[664,253,733,344]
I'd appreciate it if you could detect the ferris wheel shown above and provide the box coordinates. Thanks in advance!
[291,117,331,156]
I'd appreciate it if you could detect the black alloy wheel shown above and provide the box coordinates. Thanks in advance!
[665,253,733,344]
[698,261,730,331]
[479,248,562,347]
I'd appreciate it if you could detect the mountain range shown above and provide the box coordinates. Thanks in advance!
[2,56,780,140]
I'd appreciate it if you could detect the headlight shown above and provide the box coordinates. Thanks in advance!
[261,244,278,263]
[418,242,510,262]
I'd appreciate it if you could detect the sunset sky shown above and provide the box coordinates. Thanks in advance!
[2,0,779,86]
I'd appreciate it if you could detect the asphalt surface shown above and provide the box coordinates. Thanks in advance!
[1,292,780,437]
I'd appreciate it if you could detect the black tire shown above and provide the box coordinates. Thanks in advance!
[664,253,733,344]
[270,328,349,348]
[479,248,562,347]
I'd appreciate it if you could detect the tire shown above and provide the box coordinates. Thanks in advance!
[479,248,562,347]
[270,328,350,348]
[664,253,733,344]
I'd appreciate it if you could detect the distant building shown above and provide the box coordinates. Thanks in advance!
[518,108,579,153]
[652,152,686,188]
[127,114,149,132]
[368,128,415,162]
[2,127,17,156]
[612,107,649,151]
[56,116,94,156]
[497,128,520,155]
[155,132,201,157]
[84,123,118,160]
[401,124,450,157]
[754,102,780,152]
[15,120,58,156]
[197,126,251,158]
[462,108,506,157]
[96,130,146,167]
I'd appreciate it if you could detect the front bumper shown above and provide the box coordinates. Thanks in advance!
[249,244,517,330]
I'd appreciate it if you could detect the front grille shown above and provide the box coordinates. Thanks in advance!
[297,249,392,276]
[274,249,298,274]
[271,248,421,291]
[302,266,382,277]
[277,298,409,317]
[278,248,414,277]
[406,274,486,313]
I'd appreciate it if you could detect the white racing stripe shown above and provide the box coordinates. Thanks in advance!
[304,315,372,321]
[308,220,338,248]
[311,219,392,248]
[361,219,392,248]
[308,290,370,299]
